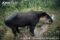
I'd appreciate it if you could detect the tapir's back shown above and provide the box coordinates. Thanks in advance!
[4,12,38,27]
[15,12,38,26]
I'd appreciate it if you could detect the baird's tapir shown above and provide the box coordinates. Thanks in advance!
[4,11,53,36]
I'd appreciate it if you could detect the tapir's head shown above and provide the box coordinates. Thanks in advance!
[38,11,53,24]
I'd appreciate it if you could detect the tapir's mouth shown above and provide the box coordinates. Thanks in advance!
[46,19,53,24]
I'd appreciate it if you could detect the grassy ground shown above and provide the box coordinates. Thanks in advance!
[0,0,60,40]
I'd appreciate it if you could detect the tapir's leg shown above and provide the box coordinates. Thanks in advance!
[16,27,20,33]
[11,27,17,36]
[29,25,35,36]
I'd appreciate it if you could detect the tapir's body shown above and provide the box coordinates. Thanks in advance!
[5,12,40,27]
[4,11,53,36]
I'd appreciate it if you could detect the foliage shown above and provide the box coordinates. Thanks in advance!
[0,0,60,40]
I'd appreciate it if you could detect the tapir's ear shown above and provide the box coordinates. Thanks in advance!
[39,11,46,14]
[41,12,47,16]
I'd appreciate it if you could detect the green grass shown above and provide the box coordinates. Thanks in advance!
[0,0,60,40]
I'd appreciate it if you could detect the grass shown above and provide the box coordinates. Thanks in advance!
[0,0,60,40]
